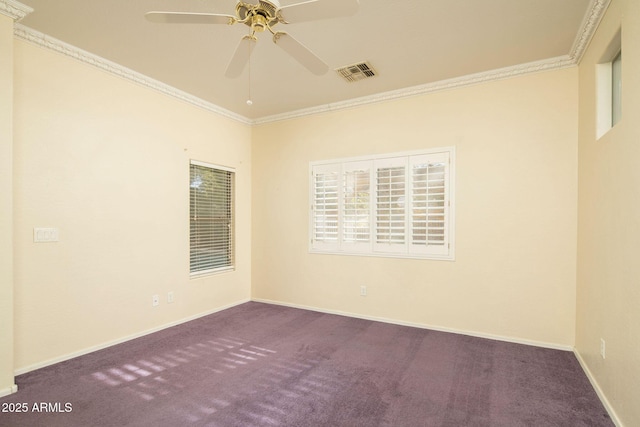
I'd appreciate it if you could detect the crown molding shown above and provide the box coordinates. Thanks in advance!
[13,24,253,125]
[254,55,576,125]
[0,0,32,21]
[569,0,611,63]
[254,0,610,125]
[12,0,609,126]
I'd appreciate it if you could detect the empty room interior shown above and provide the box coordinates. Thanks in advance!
[1,0,639,425]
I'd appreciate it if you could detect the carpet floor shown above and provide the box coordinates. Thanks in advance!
[0,302,612,426]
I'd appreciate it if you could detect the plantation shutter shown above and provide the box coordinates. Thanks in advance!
[374,157,407,254]
[342,161,371,252]
[311,164,340,251]
[409,153,450,256]
[190,161,235,275]
[309,148,454,260]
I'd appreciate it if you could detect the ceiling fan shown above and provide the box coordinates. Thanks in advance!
[145,0,359,78]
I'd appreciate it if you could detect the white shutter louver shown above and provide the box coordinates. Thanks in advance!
[410,153,449,255]
[375,158,407,253]
[190,162,234,275]
[342,161,371,250]
[309,148,454,260]
[426,162,447,246]
[312,165,339,250]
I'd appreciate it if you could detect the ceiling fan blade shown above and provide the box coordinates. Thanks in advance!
[272,32,329,76]
[145,11,236,25]
[277,0,359,24]
[225,35,257,78]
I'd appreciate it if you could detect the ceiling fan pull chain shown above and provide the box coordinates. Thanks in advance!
[247,37,253,106]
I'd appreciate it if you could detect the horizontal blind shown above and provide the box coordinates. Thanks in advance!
[190,162,234,275]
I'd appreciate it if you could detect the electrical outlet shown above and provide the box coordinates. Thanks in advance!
[152,294,159,307]
[600,338,606,359]
[167,291,175,304]
[360,285,367,296]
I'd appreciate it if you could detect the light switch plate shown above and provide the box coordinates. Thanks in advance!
[34,227,59,242]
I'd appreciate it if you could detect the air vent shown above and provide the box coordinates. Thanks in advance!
[335,62,377,83]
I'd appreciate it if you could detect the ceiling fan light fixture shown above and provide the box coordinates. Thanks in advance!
[250,14,269,32]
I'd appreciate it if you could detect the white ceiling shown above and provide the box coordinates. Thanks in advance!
[16,0,598,122]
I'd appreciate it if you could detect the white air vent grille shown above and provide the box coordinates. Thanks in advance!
[335,62,377,82]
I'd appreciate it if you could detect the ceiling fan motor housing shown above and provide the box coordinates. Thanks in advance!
[237,1,280,31]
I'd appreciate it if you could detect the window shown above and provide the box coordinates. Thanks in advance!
[310,148,454,260]
[189,160,235,276]
[596,29,622,139]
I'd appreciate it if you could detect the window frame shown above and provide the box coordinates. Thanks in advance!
[189,160,235,277]
[309,147,455,261]
[596,29,622,139]
[611,49,622,127]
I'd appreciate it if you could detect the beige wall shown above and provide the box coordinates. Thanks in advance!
[0,14,16,397]
[252,68,578,348]
[12,40,252,371]
[576,0,640,425]
[8,4,639,422]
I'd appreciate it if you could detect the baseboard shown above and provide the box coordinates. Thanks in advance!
[14,298,251,376]
[10,297,622,425]
[251,298,574,351]
[0,384,18,398]
[573,350,624,427]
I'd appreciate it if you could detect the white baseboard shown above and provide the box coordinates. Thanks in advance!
[14,298,250,376]
[251,298,574,351]
[11,297,621,426]
[251,299,626,423]
[573,350,624,427]
[0,384,18,398]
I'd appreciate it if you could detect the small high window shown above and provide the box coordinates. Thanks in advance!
[596,29,622,139]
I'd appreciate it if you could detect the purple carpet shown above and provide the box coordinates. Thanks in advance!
[0,302,612,426]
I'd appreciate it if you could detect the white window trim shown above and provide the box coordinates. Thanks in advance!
[611,50,622,127]
[309,147,455,261]
[596,29,622,139]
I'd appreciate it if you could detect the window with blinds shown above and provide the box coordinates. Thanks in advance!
[310,148,454,260]
[190,161,235,276]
